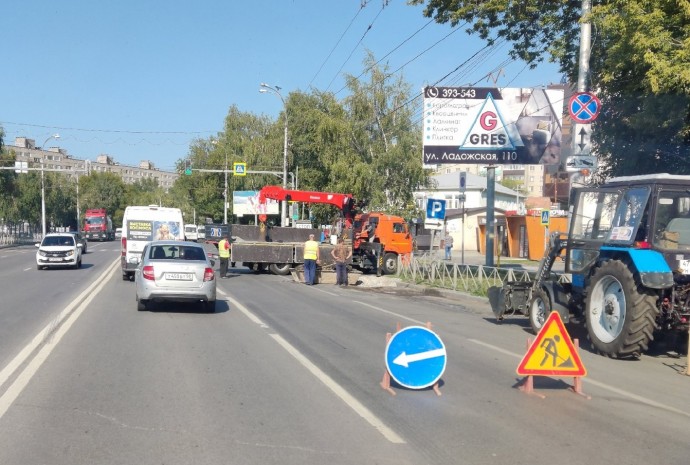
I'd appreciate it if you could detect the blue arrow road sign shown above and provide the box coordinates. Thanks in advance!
[426,198,446,220]
[569,92,601,123]
[385,326,447,389]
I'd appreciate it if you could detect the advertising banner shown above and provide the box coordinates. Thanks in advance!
[233,190,280,217]
[126,220,181,241]
[422,87,564,165]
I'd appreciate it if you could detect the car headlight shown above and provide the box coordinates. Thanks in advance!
[66,250,75,257]
[38,250,47,257]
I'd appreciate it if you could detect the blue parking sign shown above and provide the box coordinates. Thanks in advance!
[426,198,446,220]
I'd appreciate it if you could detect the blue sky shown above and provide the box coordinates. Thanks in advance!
[2,0,563,172]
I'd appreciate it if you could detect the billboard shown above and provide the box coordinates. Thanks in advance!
[422,87,564,165]
[232,190,280,217]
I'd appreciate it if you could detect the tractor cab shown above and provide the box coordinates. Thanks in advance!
[567,174,690,285]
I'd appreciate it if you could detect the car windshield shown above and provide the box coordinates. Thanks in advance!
[43,236,74,247]
[149,245,206,261]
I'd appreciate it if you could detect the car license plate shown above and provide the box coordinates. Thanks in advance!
[49,258,63,262]
[166,273,193,281]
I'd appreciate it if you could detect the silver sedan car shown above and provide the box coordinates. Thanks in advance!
[134,240,217,312]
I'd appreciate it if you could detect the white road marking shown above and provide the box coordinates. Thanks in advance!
[0,258,120,419]
[353,300,426,325]
[221,290,406,444]
[467,338,690,418]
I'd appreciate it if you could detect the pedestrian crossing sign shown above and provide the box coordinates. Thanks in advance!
[516,311,586,377]
[541,210,550,225]
[233,162,247,176]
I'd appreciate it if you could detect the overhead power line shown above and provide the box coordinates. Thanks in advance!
[308,3,367,88]
[325,2,387,92]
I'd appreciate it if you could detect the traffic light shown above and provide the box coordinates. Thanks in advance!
[184,159,192,175]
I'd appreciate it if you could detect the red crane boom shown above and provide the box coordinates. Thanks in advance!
[258,186,357,226]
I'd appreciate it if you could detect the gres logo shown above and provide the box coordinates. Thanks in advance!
[468,112,507,145]
[461,94,514,150]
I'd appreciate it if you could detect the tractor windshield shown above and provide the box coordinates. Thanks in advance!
[608,187,650,243]
[569,186,650,244]
[653,190,690,250]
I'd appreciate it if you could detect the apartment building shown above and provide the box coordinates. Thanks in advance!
[9,137,178,189]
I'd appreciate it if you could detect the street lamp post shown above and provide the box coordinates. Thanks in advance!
[40,134,60,237]
[259,82,289,227]
[224,150,228,225]
[212,139,229,225]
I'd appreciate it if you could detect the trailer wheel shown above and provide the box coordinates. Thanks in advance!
[586,260,658,358]
[382,253,398,275]
[269,263,291,275]
[528,289,550,334]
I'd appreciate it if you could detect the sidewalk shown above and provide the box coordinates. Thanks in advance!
[418,249,552,272]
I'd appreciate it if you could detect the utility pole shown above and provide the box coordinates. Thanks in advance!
[570,0,593,190]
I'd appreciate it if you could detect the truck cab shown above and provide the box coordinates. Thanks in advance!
[353,212,413,274]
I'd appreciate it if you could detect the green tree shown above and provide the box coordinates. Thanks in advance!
[79,172,127,227]
[45,171,77,229]
[411,0,690,177]
[0,128,21,227]
[183,106,276,224]
[176,57,431,226]
[342,52,429,215]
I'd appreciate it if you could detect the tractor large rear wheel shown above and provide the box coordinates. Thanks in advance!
[585,260,658,358]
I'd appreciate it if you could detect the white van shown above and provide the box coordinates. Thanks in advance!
[197,225,206,241]
[184,224,199,241]
[120,205,184,280]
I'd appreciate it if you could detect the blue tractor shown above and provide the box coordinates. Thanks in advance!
[498,173,690,358]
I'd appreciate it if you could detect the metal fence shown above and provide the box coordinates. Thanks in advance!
[398,253,572,297]
[0,233,41,247]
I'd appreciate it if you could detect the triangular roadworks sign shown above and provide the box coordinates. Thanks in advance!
[516,311,587,377]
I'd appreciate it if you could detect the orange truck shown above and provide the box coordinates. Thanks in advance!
[229,187,414,275]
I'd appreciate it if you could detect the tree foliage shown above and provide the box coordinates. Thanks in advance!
[3,56,432,231]
[411,0,690,178]
[189,58,432,226]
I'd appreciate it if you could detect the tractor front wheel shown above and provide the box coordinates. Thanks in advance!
[528,289,551,334]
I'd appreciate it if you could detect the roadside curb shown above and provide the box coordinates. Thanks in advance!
[393,281,487,304]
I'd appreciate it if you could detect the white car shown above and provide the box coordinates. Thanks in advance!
[36,233,83,270]
[135,240,216,312]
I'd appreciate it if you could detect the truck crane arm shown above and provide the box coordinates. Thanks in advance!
[258,186,354,209]
[257,186,359,226]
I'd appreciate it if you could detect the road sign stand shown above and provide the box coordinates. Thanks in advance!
[516,312,590,399]
[380,331,398,396]
[516,337,590,400]
[380,321,442,397]
[517,338,546,399]
[569,339,590,399]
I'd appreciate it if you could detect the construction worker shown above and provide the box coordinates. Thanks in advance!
[303,233,320,285]
[218,233,231,278]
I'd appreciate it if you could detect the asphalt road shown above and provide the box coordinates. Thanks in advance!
[1,243,690,464]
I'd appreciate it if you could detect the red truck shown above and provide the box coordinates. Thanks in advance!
[83,208,115,241]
